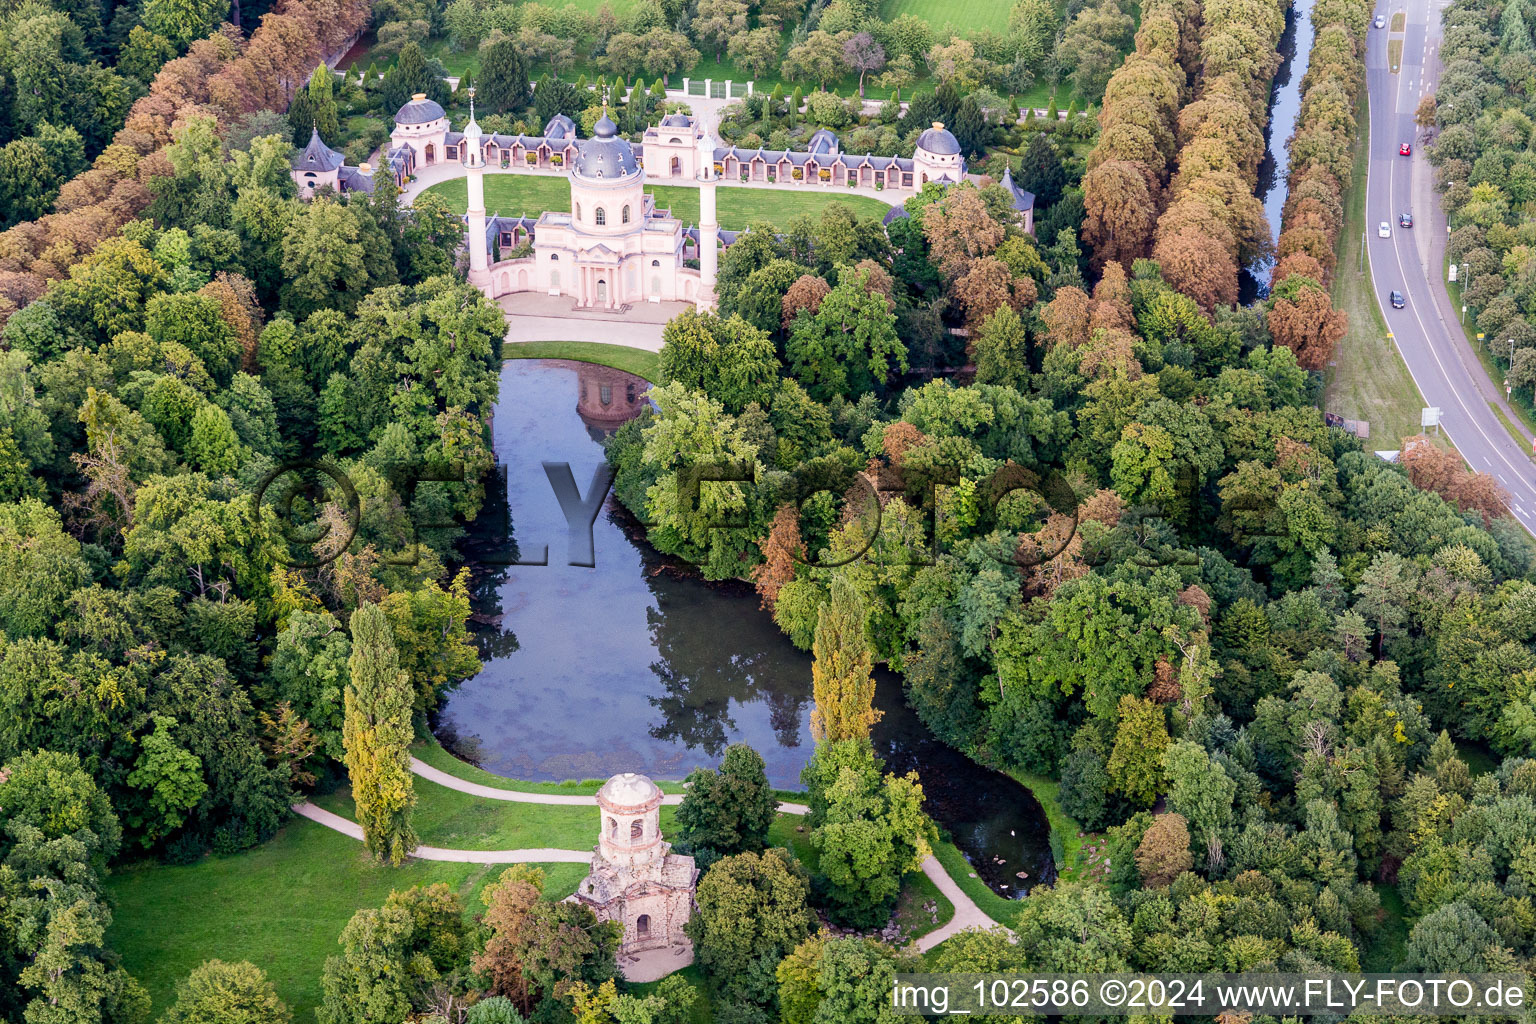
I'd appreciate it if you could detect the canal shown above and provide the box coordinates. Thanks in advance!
[441,359,1057,898]
[1247,0,1317,296]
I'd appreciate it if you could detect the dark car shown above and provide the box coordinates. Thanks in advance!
[1400,142,1412,156]
[1390,290,1406,308]
[1399,212,1413,228]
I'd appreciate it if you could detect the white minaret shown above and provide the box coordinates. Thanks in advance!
[464,88,490,286]
[695,126,718,311]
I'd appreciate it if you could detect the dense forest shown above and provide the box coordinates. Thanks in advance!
[1435,0,1536,412]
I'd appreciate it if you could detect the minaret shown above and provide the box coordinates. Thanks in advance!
[464,88,490,287]
[695,125,718,311]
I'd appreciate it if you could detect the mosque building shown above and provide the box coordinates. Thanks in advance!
[290,92,998,311]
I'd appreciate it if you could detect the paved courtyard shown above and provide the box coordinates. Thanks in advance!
[499,292,685,351]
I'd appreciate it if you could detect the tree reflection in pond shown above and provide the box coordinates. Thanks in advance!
[444,360,1054,897]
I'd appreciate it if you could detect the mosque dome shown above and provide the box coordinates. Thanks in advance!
[573,112,638,179]
[395,93,446,125]
[915,121,962,156]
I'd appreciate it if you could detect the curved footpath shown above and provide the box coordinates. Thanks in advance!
[295,758,1002,953]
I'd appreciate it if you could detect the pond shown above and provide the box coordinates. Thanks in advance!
[440,358,1057,898]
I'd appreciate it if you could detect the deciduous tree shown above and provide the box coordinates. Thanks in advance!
[343,603,417,865]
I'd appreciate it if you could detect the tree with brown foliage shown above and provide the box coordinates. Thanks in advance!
[1267,285,1347,369]
[751,503,805,611]
[1083,159,1159,272]
[921,186,1006,281]
[474,865,545,1011]
[1154,203,1239,311]
[781,273,830,329]
[200,273,263,372]
[1090,261,1134,330]
[1135,812,1194,886]
[881,421,927,465]
[1039,286,1093,348]
[954,255,1023,330]
[1399,436,1509,525]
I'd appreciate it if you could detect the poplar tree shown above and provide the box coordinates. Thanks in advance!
[810,575,880,742]
[344,603,418,865]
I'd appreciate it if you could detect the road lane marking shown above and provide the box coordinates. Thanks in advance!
[1362,7,1536,529]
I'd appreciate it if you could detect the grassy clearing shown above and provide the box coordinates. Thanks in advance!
[1324,90,1437,450]
[312,781,629,852]
[1390,10,1406,30]
[1004,770,1086,882]
[931,839,1022,927]
[422,173,893,229]
[880,0,1014,33]
[105,818,587,1020]
[502,341,661,381]
[1364,882,1410,971]
[894,867,956,943]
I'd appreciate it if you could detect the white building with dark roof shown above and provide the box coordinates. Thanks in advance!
[628,114,965,191]
[998,165,1036,235]
[290,126,395,197]
[465,107,713,310]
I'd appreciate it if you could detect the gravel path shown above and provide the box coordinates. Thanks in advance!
[296,761,998,948]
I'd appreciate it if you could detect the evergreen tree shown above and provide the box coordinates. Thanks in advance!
[308,65,340,144]
[343,603,418,865]
[382,42,449,114]
[1017,133,1067,208]
[811,575,880,742]
[533,75,581,124]
[948,95,988,157]
[479,41,529,114]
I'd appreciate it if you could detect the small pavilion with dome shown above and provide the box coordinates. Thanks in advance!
[570,772,698,979]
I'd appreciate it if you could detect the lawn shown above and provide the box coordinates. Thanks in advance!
[105,818,587,1020]
[1324,90,1439,450]
[421,173,894,229]
[312,781,632,852]
[880,0,1014,34]
[893,866,956,944]
[931,838,1022,927]
[1004,769,1086,883]
[503,341,661,381]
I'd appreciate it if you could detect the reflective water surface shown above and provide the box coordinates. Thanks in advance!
[442,359,1055,895]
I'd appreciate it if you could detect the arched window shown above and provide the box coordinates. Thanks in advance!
[576,202,582,220]
[622,204,631,224]
[651,259,660,267]
[630,819,643,841]
[595,207,607,226]
[551,253,560,260]
[607,817,618,838]
[636,914,650,936]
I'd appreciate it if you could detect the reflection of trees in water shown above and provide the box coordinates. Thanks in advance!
[455,463,520,662]
[640,569,812,757]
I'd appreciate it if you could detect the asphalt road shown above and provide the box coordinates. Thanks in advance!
[1363,0,1536,532]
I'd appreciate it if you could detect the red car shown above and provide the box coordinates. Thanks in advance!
[1400,142,1412,156]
